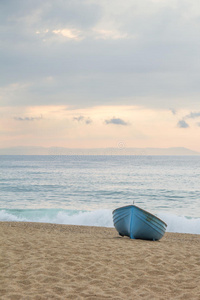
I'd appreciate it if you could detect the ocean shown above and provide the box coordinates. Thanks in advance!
[0,155,200,234]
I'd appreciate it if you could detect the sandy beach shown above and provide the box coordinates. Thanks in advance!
[0,222,200,300]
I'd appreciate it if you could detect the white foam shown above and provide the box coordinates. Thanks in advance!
[0,209,200,234]
[0,209,114,228]
[55,209,113,227]
[157,213,200,234]
[0,210,28,222]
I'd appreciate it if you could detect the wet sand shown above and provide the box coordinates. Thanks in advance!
[0,222,200,299]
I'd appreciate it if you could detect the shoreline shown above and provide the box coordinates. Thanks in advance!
[1,222,200,299]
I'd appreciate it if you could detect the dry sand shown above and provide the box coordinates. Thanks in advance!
[0,222,200,300]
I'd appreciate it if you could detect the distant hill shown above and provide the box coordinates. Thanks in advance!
[0,146,199,155]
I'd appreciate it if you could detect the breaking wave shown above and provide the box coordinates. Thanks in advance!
[0,209,200,234]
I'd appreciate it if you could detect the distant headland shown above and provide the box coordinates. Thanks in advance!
[0,147,199,156]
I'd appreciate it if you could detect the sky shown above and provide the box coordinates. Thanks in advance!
[1,0,200,152]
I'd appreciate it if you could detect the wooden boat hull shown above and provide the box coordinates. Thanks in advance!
[113,205,167,241]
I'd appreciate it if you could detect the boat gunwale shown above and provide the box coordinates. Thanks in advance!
[112,205,167,227]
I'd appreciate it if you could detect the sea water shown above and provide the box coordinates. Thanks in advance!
[0,155,200,234]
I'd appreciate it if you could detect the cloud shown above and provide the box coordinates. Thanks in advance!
[169,108,176,115]
[73,116,92,124]
[0,0,102,29]
[184,112,200,119]
[1,1,200,110]
[177,120,189,128]
[93,29,130,40]
[40,0,103,29]
[105,118,129,126]
[73,116,84,122]
[52,28,82,41]
[177,111,200,129]
[85,118,92,125]
[14,115,43,121]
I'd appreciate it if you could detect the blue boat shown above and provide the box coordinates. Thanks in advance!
[113,205,167,241]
